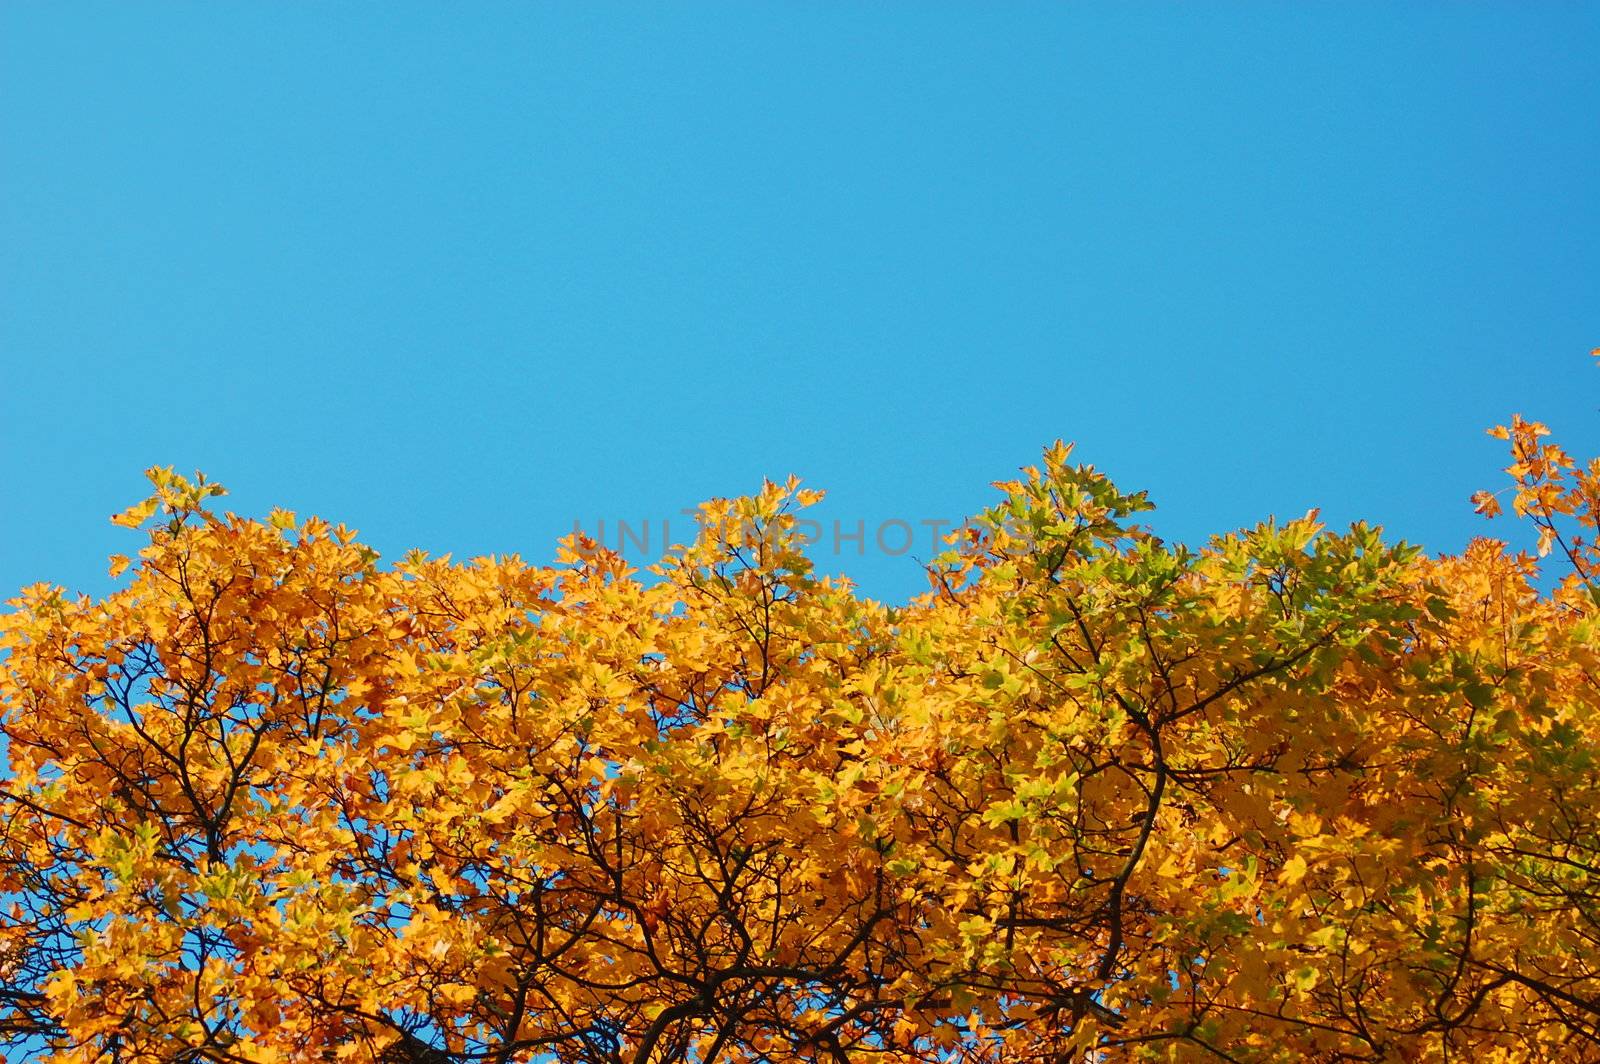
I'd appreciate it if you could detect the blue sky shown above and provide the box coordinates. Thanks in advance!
[2,3,1596,604]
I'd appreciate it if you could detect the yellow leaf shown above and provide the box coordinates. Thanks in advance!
[110,498,158,528]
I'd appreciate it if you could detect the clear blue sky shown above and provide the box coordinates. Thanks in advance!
[3,4,1596,605]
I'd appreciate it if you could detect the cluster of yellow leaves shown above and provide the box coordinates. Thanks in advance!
[1,442,1598,1063]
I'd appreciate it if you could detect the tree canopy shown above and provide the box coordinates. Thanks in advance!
[2,420,1598,1063]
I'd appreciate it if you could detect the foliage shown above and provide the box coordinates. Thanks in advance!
[2,428,1598,1063]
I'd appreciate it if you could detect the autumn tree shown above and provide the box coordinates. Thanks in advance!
[1,426,1597,1062]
